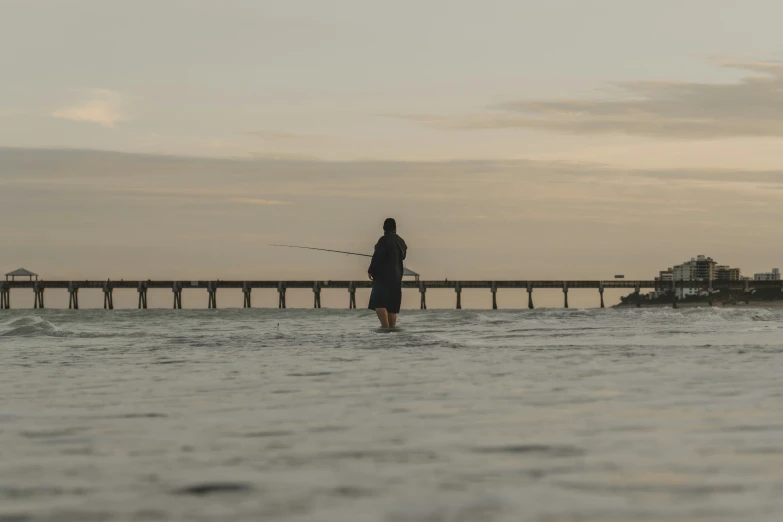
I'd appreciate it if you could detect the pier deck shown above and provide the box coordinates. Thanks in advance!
[1,279,778,310]
[3,279,780,290]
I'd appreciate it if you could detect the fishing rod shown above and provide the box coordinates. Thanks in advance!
[271,243,419,279]
[270,244,372,258]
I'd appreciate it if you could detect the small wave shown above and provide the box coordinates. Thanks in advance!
[242,430,295,438]
[476,313,512,324]
[329,485,374,498]
[473,444,585,457]
[0,484,90,499]
[679,307,779,322]
[0,315,61,337]
[173,482,253,496]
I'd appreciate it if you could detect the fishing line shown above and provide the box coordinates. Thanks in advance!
[270,244,372,258]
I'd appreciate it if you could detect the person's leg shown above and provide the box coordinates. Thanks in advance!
[387,287,402,329]
[375,308,390,328]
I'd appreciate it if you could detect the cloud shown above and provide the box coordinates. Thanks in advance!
[4,147,783,282]
[249,151,318,160]
[398,61,783,139]
[231,197,291,205]
[246,131,305,140]
[52,89,125,128]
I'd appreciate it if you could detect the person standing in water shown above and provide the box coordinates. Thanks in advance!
[368,218,407,328]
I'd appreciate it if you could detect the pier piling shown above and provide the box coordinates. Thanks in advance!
[68,283,79,310]
[277,282,287,309]
[102,282,114,310]
[172,283,182,309]
[242,282,252,308]
[635,284,641,308]
[1,284,9,309]
[455,282,462,310]
[207,282,217,309]
[672,280,679,309]
[563,283,569,309]
[138,283,148,309]
[527,284,534,309]
[33,282,44,309]
[419,282,427,310]
[491,282,498,310]
[348,282,356,309]
[599,282,605,309]
[313,283,321,309]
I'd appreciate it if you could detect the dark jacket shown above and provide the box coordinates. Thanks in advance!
[368,232,407,285]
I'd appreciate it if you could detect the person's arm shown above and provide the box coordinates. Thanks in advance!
[368,237,386,279]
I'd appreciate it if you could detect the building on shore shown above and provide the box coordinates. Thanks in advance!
[654,269,673,295]
[716,265,741,281]
[653,255,741,299]
[754,268,780,281]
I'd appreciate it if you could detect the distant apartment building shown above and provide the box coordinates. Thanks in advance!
[716,265,741,281]
[674,255,715,297]
[654,269,673,295]
[654,255,741,298]
[754,268,780,281]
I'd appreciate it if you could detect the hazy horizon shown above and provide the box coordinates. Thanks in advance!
[4,1,783,305]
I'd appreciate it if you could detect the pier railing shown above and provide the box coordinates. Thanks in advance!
[1,279,779,310]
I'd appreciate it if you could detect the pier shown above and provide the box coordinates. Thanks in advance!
[1,279,780,310]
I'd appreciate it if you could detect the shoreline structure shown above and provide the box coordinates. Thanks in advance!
[2,279,782,310]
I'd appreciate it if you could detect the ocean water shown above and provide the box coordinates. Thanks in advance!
[1,307,782,522]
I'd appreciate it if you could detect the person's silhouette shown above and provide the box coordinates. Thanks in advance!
[368,218,407,328]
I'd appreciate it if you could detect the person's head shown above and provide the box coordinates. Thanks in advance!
[383,218,396,233]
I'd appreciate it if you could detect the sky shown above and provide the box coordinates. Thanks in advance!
[3,0,783,308]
